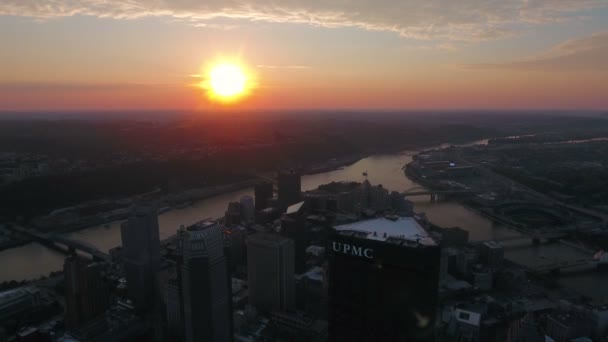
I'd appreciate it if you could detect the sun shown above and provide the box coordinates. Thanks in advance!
[202,62,252,103]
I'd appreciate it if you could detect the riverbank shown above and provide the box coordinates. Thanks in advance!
[4,136,493,252]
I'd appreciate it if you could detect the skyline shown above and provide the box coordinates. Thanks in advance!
[1,1,608,111]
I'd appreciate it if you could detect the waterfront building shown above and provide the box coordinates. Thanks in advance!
[181,220,232,342]
[278,170,301,207]
[390,191,413,216]
[328,216,440,341]
[254,181,273,211]
[63,255,108,336]
[359,180,389,212]
[247,233,295,312]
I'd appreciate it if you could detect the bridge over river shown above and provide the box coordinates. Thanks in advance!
[401,185,485,202]
[8,225,110,262]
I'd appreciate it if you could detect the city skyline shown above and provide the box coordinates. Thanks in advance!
[1,1,608,111]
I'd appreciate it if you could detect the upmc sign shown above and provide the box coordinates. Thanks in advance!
[332,242,374,259]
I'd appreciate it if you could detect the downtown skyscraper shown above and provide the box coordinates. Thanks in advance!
[180,220,232,342]
[120,206,161,311]
[247,233,295,313]
[278,170,301,207]
[64,255,109,337]
[328,216,440,341]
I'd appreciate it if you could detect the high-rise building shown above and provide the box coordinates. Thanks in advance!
[247,233,295,313]
[328,216,440,341]
[281,201,307,273]
[224,202,242,226]
[223,225,248,272]
[254,181,274,211]
[165,277,183,340]
[64,255,109,334]
[239,195,255,223]
[278,170,301,207]
[120,206,161,311]
[181,220,232,342]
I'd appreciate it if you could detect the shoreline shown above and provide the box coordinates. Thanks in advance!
[1,136,493,253]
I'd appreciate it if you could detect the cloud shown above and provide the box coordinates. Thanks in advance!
[462,30,608,71]
[0,82,182,91]
[256,65,311,69]
[1,0,607,41]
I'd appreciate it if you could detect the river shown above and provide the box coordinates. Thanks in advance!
[1,139,605,301]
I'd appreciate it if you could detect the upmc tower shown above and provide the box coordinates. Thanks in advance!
[328,216,440,342]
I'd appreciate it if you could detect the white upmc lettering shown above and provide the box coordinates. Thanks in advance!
[343,244,351,254]
[332,241,374,259]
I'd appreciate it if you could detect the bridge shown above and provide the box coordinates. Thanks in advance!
[401,185,483,202]
[8,225,110,262]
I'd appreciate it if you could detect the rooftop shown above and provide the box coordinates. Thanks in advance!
[186,219,217,232]
[334,216,437,246]
[0,287,38,306]
[286,201,305,215]
[483,241,503,249]
[248,232,289,244]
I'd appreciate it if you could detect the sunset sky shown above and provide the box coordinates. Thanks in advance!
[1,1,607,111]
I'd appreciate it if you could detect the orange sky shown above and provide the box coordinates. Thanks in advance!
[1,1,607,110]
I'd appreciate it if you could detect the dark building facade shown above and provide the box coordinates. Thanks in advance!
[181,220,232,342]
[247,233,295,313]
[120,206,161,311]
[281,202,308,273]
[328,217,441,342]
[278,170,301,207]
[254,181,274,211]
[165,276,183,340]
[64,255,109,334]
[224,201,242,226]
